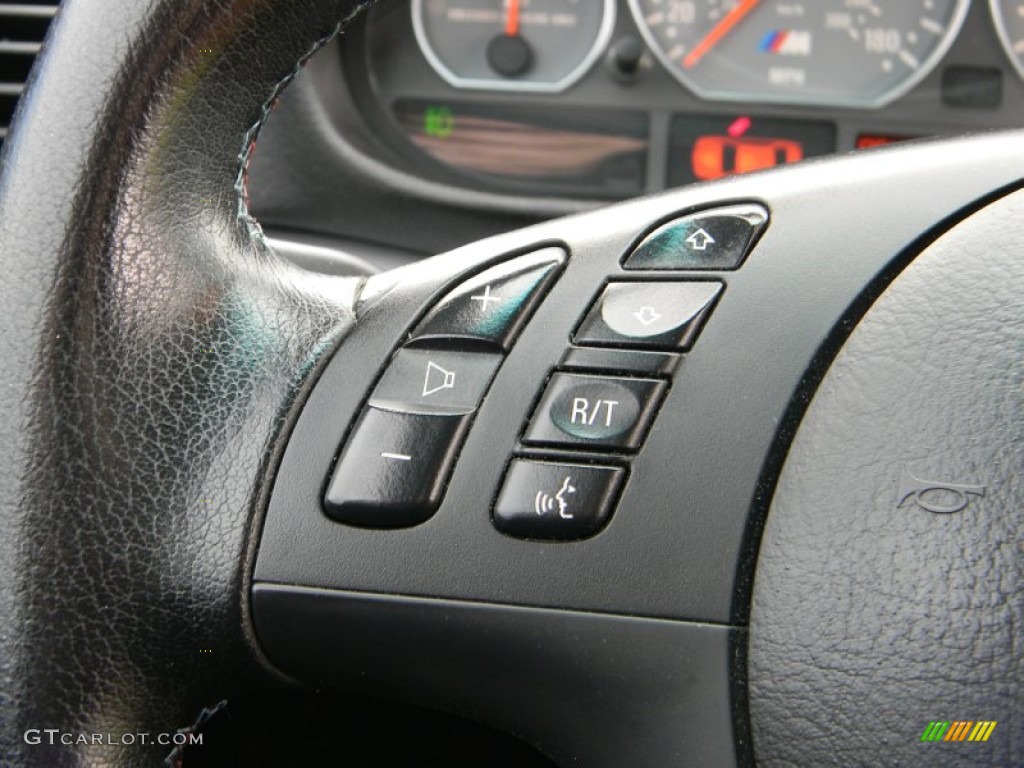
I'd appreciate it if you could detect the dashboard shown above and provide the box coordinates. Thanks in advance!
[247,0,1024,261]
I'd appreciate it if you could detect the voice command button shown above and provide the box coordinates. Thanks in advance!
[493,459,625,541]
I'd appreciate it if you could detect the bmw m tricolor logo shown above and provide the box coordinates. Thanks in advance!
[920,721,997,742]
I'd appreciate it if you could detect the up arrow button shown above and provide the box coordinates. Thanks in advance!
[685,228,716,251]
[623,203,768,270]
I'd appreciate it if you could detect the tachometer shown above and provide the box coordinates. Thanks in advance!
[413,0,615,92]
[628,0,970,108]
[992,1,1024,80]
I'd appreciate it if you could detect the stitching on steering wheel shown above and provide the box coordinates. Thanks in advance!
[234,1,373,246]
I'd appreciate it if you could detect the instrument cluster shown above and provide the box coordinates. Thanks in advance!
[350,1,1024,199]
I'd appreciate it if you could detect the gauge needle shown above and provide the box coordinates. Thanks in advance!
[684,0,761,69]
[505,0,521,37]
[490,0,532,77]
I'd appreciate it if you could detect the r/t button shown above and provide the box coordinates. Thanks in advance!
[524,373,667,452]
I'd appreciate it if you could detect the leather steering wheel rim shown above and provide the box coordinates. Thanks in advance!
[0,1,371,764]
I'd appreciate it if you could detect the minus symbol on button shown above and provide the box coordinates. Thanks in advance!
[380,452,412,461]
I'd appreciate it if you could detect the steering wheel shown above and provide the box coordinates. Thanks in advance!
[1,0,1020,765]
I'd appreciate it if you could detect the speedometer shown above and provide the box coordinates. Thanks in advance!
[413,0,615,92]
[628,0,970,108]
[992,0,1024,80]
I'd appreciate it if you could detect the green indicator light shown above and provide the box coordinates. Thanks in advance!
[424,106,455,139]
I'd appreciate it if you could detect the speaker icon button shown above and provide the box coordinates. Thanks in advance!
[371,347,501,415]
[422,360,456,397]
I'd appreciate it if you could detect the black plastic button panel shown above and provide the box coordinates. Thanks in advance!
[559,346,680,377]
[325,204,763,537]
[410,247,566,350]
[524,373,666,451]
[493,459,625,541]
[324,248,565,529]
[574,281,723,351]
[496,205,764,541]
[622,204,767,271]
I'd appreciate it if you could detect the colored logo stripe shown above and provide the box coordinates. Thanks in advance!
[968,722,998,742]
[758,30,787,53]
[944,721,973,741]
[921,720,997,742]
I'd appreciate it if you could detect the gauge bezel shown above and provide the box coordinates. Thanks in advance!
[626,0,972,109]
[991,0,1024,80]
[411,0,616,93]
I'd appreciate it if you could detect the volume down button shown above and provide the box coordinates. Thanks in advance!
[324,406,471,528]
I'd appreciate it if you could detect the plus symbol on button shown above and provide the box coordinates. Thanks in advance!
[470,285,503,311]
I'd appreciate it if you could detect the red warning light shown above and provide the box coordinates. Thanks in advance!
[727,116,752,138]
[692,135,804,181]
[856,133,915,149]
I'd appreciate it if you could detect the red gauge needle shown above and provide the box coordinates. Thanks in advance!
[684,0,761,69]
[505,0,521,37]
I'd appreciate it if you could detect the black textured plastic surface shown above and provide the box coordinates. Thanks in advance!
[559,345,680,376]
[253,584,739,767]
[748,189,1024,767]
